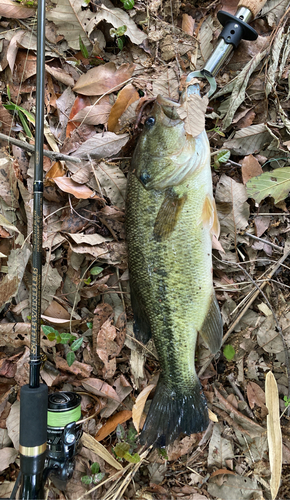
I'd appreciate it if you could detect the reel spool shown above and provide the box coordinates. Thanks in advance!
[46,392,83,490]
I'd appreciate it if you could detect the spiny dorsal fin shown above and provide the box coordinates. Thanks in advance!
[153,189,187,242]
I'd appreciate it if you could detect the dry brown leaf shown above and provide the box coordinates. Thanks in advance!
[182,13,195,36]
[177,92,208,137]
[0,447,18,471]
[108,83,139,132]
[241,154,263,184]
[45,161,66,182]
[94,5,147,45]
[254,215,270,238]
[53,176,98,199]
[132,384,156,432]
[71,103,112,125]
[247,381,266,409]
[0,0,35,18]
[167,434,198,461]
[55,355,92,378]
[95,410,132,441]
[81,432,123,470]
[82,378,121,402]
[45,64,74,87]
[97,318,119,379]
[266,371,282,500]
[73,62,135,96]
[7,30,25,72]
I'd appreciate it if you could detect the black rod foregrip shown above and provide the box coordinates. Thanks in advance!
[19,385,48,500]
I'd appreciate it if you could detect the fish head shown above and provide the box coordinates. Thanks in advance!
[132,95,195,190]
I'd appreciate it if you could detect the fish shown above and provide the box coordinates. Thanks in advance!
[126,86,223,447]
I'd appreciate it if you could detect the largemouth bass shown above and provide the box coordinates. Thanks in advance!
[126,87,223,447]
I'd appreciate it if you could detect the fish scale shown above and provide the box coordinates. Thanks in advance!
[126,91,223,447]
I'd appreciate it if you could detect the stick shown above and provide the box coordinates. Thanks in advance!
[0,132,81,163]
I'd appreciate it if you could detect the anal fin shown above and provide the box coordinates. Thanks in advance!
[130,280,152,344]
[199,292,223,354]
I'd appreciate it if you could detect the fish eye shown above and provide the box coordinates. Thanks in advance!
[145,116,155,127]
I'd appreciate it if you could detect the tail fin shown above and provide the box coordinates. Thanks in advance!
[139,376,209,447]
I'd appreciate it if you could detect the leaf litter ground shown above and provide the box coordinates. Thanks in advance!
[0,0,290,499]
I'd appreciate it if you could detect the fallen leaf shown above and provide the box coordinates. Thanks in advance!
[132,384,155,432]
[0,447,18,472]
[46,0,95,50]
[177,91,208,137]
[0,246,31,309]
[53,176,99,200]
[224,124,272,156]
[246,167,290,204]
[208,423,234,468]
[81,432,123,470]
[55,356,93,378]
[94,5,147,45]
[74,132,129,159]
[73,62,135,96]
[108,83,139,132]
[0,0,35,18]
[247,381,266,409]
[97,318,119,379]
[7,30,25,72]
[241,154,263,184]
[6,400,20,450]
[71,103,112,126]
[266,371,282,500]
[82,378,121,402]
[254,215,270,238]
[101,375,132,419]
[208,472,262,499]
[66,95,91,136]
[45,161,66,181]
[182,13,195,36]
[95,410,132,441]
[167,434,198,461]
[94,162,127,210]
[45,64,74,87]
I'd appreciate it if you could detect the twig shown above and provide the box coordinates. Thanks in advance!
[245,232,283,252]
[0,132,81,163]
[227,373,255,419]
[199,249,290,377]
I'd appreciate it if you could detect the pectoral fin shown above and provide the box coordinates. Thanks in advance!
[202,195,220,238]
[153,189,187,241]
[199,292,223,354]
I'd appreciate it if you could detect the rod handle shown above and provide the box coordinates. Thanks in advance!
[237,0,268,17]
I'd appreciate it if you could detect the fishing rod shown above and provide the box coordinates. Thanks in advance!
[8,1,82,498]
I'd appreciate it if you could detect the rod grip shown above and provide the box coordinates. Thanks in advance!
[20,384,48,448]
[238,0,268,17]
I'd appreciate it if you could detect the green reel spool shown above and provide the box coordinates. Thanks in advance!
[47,392,81,428]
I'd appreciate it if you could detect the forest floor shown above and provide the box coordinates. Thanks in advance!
[1,0,290,499]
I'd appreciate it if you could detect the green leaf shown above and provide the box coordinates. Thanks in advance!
[66,351,75,366]
[18,110,32,138]
[127,425,137,445]
[47,332,57,341]
[27,315,31,320]
[84,277,91,285]
[246,167,290,204]
[216,150,230,164]
[7,84,11,101]
[81,475,92,485]
[92,472,105,484]
[116,424,126,442]
[90,462,100,474]
[158,448,168,460]
[223,344,235,361]
[113,442,130,458]
[42,325,58,336]
[117,37,124,50]
[71,337,84,351]
[121,0,134,9]
[123,451,140,463]
[87,322,93,329]
[115,25,127,36]
[79,35,89,59]
[59,332,74,344]
[90,266,103,276]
